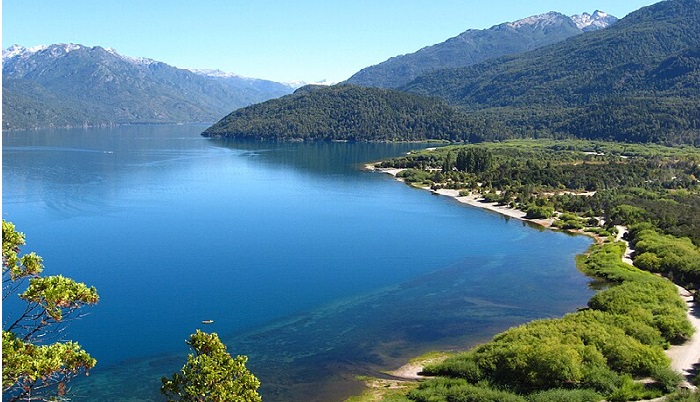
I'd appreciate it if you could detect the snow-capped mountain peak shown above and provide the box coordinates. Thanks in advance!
[3,44,31,60]
[2,43,91,64]
[2,43,161,68]
[506,12,569,29]
[189,68,245,79]
[283,79,336,90]
[571,10,618,31]
[3,44,48,62]
[105,47,158,66]
[505,10,617,32]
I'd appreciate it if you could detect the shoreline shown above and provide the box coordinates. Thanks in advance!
[357,165,700,398]
[367,166,554,228]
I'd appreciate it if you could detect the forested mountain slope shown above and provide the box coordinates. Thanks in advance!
[202,0,699,145]
[202,85,492,142]
[402,0,700,144]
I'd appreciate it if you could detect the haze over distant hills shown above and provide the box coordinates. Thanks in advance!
[345,11,618,89]
[2,44,295,130]
[207,0,700,145]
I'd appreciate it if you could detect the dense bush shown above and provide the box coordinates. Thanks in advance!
[527,388,602,402]
[630,228,700,289]
[203,85,485,142]
[375,140,698,402]
[414,243,688,400]
[408,378,527,402]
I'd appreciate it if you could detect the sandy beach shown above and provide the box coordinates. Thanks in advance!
[667,285,700,388]
[369,166,553,227]
[433,188,555,228]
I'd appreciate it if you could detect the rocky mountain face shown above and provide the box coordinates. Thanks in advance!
[344,11,618,89]
[2,44,293,130]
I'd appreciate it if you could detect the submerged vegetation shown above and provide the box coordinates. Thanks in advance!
[355,140,700,401]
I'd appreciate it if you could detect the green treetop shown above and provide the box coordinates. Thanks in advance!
[161,330,261,402]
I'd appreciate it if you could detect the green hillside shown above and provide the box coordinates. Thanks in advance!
[402,0,700,145]
[202,85,493,142]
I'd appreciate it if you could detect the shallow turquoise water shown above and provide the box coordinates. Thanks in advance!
[2,125,594,401]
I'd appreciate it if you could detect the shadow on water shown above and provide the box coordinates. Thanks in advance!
[205,137,429,175]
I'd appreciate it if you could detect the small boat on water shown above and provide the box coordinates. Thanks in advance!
[202,320,214,324]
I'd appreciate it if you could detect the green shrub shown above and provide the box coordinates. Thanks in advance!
[666,390,700,402]
[481,191,501,203]
[525,205,555,219]
[651,366,683,393]
[408,378,526,402]
[527,388,602,402]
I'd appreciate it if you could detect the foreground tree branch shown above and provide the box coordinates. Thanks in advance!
[2,220,99,401]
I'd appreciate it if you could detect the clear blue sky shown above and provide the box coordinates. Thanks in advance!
[2,0,660,83]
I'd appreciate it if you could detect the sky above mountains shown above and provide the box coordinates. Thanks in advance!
[3,0,659,83]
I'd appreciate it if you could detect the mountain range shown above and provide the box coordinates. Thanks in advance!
[5,1,699,145]
[401,0,700,144]
[345,11,617,89]
[3,9,618,132]
[207,0,700,145]
[2,44,295,130]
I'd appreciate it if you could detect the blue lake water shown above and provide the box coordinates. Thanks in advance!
[2,125,594,401]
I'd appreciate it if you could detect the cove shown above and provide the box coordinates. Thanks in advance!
[2,125,594,401]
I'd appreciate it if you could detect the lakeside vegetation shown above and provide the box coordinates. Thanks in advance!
[379,140,700,245]
[354,140,700,401]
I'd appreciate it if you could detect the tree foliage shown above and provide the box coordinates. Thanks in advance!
[161,330,261,402]
[2,220,99,401]
[202,84,491,142]
[629,228,700,290]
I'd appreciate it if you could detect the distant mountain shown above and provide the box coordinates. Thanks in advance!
[202,84,491,142]
[2,44,293,130]
[402,0,700,144]
[345,11,617,89]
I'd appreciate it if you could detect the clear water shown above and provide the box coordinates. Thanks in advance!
[2,125,594,401]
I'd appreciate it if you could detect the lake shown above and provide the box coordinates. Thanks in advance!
[2,125,594,401]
